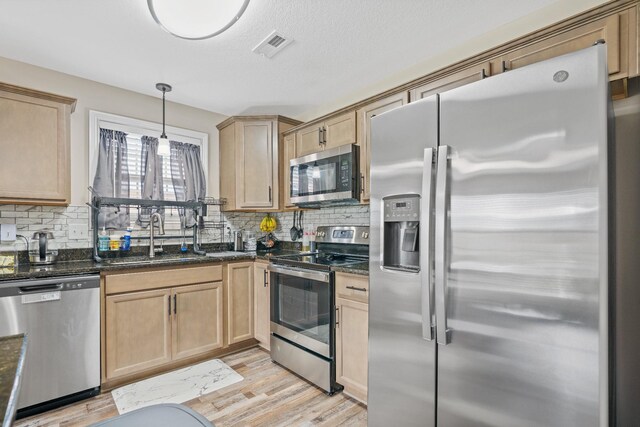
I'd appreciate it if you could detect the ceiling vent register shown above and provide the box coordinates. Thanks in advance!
[253,30,293,58]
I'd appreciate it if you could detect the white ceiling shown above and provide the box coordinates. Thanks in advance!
[0,0,564,119]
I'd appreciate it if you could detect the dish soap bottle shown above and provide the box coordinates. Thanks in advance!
[98,227,110,252]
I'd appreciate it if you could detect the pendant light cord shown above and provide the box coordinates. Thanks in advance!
[156,82,172,140]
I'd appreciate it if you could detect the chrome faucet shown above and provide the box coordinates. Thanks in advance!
[149,212,165,258]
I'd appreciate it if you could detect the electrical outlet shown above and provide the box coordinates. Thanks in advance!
[0,224,17,242]
[68,224,88,240]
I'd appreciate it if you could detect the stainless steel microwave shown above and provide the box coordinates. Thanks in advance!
[290,144,360,206]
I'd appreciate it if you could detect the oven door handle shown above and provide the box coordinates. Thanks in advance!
[268,265,331,283]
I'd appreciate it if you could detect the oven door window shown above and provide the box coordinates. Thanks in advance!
[271,273,331,346]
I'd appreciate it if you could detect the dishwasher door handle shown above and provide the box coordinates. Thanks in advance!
[19,284,63,293]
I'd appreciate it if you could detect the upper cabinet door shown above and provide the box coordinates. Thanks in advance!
[324,111,356,150]
[357,92,409,202]
[495,13,626,79]
[0,85,75,205]
[283,133,296,209]
[236,121,275,208]
[409,63,490,101]
[296,124,323,157]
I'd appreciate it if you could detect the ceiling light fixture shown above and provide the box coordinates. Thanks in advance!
[156,83,171,155]
[148,0,250,40]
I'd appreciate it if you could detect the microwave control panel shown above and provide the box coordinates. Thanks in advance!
[338,156,352,190]
[384,195,420,222]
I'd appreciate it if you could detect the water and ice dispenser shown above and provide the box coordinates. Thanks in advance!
[382,195,420,272]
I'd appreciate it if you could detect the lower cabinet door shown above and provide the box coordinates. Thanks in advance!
[172,282,224,361]
[336,297,369,403]
[105,288,172,380]
[227,262,254,345]
[253,262,271,350]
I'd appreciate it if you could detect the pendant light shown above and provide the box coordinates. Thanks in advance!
[148,0,250,40]
[156,82,171,156]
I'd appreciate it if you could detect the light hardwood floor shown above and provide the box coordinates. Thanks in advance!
[14,347,367,427]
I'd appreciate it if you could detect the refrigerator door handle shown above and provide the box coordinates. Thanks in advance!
[420,147,436,341]
[435,145,451,345]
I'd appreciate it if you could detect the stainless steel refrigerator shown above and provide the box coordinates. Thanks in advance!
[368,44,610,426]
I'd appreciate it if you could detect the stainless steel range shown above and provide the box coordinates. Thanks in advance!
[268,225,368,394]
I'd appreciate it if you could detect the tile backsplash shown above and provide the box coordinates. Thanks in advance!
[0,204,370,249]
[220,205,370,243]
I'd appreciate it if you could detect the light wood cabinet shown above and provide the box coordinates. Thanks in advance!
[324,112,357,150]
[295,111,356,157]
[493,9,638,87]
[237,120,275,208]
[283,133,297,209]
[296,123,324,157]
[335,273,369,404]
[0,83,76,205]
[105,288,172,380]
[172,282,223,361]
[357,92,408,202]
[218,116,300,211]
[253,261,271,350]
[103,264,229,385]
[226,262,254,345]
[409,63,490,101]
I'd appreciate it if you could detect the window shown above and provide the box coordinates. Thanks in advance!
[101,133,176,201]
[89,111,209,227]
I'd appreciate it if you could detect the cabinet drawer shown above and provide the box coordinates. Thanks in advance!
[335,273,369,304]
[105,264,223,295]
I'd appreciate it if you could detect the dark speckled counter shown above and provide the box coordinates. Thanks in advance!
[0,253,255,282]
[0,334,27,427]
[0,249,368,282]
[331,261,369,276]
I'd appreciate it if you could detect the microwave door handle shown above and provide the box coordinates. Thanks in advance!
[435,145,451,345]
[420,148,436,341]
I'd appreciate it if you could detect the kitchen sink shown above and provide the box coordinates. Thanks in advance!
[104,256,203,266]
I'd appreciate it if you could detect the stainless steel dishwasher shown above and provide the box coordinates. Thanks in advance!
[0,274,100,417]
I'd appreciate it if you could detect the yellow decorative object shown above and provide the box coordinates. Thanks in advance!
[260,214,277,233]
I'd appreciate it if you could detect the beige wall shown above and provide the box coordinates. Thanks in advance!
[0,56,227,204]
[298,0,611,121]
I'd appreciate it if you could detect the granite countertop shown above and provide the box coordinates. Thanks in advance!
[0,249,368,282]
[331,261,369,276]
[0,252,252,282]
[0,334,27,427]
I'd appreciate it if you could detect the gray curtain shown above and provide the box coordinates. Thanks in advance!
[92,129,130,229]
[170,141,206,227]
[137,135,165,227]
